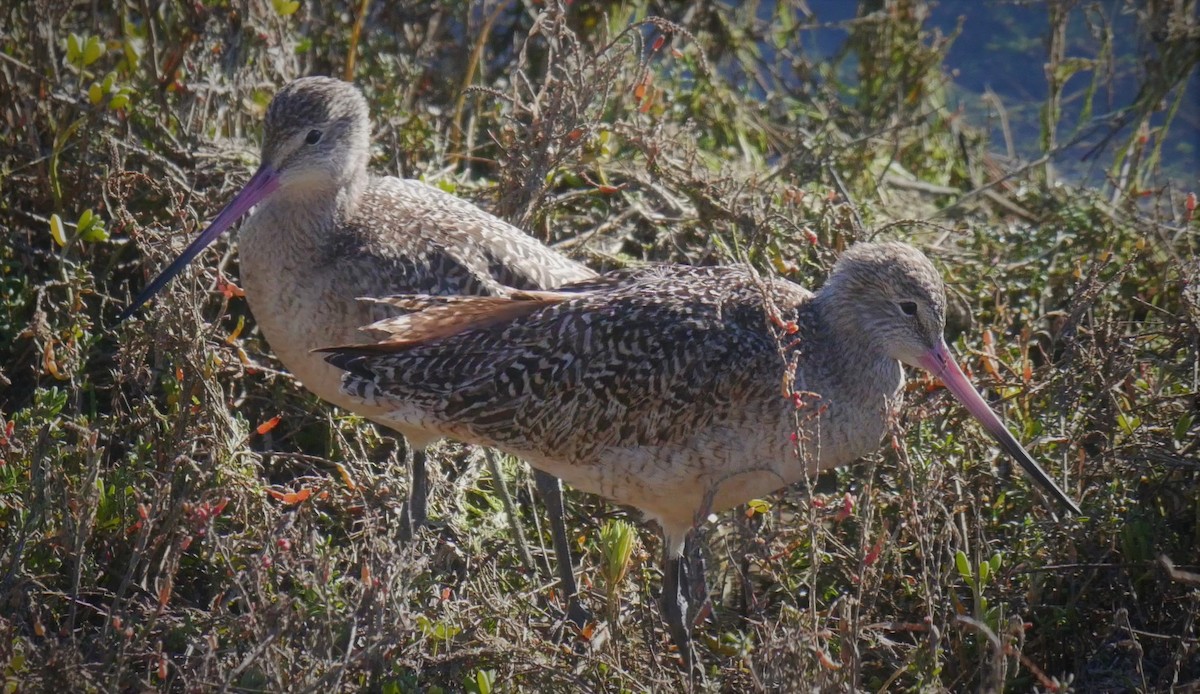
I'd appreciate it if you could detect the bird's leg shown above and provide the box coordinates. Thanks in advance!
[410,447,428,527]
[483,449,538,575]
[681,532,711,627]
[682,488,716,628]
[662,538,698,673]
[660,493,715,671]
[661,528,711,677]
[533,470,592,628]
[399,446,429,541]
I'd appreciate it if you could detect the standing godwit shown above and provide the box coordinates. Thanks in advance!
[319,241,1083,664]
[116,76,597,625]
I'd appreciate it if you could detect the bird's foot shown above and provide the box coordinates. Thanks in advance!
[565,596,594,630]
[397,499,425,542]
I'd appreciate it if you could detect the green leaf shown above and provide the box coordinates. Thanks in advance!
[954,549,972,582]
[416,615,460,642]
[747,498,771,515]
[599,518,636,588]
[67,33,83,65]
[473,669,495,694]
[82,35,104,67]
[272,0,300,16]
[1052,57,1092,84]
[108,93,129,111]
[9,652,24,672]
[1117,412,1142,436]
[122,32,144,66]
[78,209,108,242]
[1174,413,1194,443]
[49,213,68,247]
[978,558,990,585]
[88,83,104,105]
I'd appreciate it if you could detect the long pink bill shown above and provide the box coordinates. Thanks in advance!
[918,340,1082,516]
[114,165,280,324]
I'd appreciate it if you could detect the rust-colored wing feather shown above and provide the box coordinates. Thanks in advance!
[317,290,582,354]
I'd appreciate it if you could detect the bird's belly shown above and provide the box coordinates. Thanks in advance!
[500,418,798,538]
[479,397,891,539]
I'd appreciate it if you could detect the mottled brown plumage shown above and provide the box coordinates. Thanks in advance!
[322,241,1082,661]
[118,76,596,623]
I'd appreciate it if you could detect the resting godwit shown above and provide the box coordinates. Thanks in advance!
[116,76,597,625]
[319,241,1083,663]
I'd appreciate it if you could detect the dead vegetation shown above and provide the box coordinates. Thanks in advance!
[1,0,1197,691]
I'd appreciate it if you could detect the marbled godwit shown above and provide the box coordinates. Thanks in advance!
[319,241,1082,662]
[116,76,597,624]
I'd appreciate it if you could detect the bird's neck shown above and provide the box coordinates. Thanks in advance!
[795,296,906,462]
[252,170,368,248]
[795,296,894,378]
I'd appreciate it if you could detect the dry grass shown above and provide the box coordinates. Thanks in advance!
[1,1,1197,691]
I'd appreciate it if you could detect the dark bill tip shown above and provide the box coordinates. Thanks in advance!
[919,340,1083,516]
[112,166,279,326]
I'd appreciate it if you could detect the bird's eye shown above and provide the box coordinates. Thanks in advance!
[305,129,322,145]
[898,301,918,316]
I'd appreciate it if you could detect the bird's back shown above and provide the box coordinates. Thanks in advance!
[328,266,813,496]
[324,178,595,299]
[237,175,596,428]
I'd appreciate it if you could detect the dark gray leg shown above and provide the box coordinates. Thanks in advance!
[484,450,537,573]
[399,447,429,542]
[662,543,697,672]
[683,534,711,630]
[662,532,711,673]
[410,447,428,527]
[533,470,591,627]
